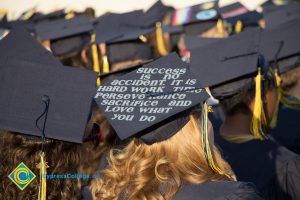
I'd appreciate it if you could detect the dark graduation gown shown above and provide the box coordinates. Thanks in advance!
[83,181,263,200]
[270,105,300,154]
[173,181,264,200]
[215,132,300,200]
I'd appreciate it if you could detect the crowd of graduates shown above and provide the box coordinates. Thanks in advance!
[0,0,300,199]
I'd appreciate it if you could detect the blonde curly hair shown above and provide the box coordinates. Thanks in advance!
[90,113,234,200]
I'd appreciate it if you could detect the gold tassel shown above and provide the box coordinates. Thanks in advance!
[217,19,224,36]
[65,11,75,19]
[155,22,168,56]
[270,69,282,128]
[91,34,101,86]
[36,152,49,200]
[252,68,268,140]
[235,20,243,33]
[21,9,35,20]
[99,43,110,73]
[139,35,148,43]
[199,102,233,179]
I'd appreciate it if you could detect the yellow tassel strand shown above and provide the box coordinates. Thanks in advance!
[91,34,101,86]
[270,69,282,128]
[65,11,75,19]
[36,152,49,200]
[235,20,243,33]
[199,102,233,180]
[99,43,110,73]
[252,68,268,140]
[217,19,224,36]
[155,22,168,56]
[139,35,148,43]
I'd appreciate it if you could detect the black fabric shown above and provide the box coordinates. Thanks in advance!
[107,42,152,65]
[226,11,262,27]
[184,35,222,51]
[263,3,300,29]
[35,15,93,41]
[270,106,300,154]
[173,181,264,200]
[0,60,97,143]
[261,20,300,65]
[277,55,300,74]
[215,132,300,200]
[0,28,62,66]
[183,21,216,36]
[30,9,66,23]
[142,0,173,28]
[94,53,209,140]
[50,32,91,57]
[190,28,261,88]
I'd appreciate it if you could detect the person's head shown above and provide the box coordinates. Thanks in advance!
[0,130,81,199]
[280,65,300,92]
[90,112,234,200]
[213,68,277,120]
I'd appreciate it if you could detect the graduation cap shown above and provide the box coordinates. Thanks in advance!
[0,28,61,66]
[220,3,262,34]
[142,0,174,28]
[260,20,300,127]
[261,20,300,74]
[190,28,269,140]
[0,59,97,143]
[170,1,221,35]
[35,15,93,41]
[183,35,222,51]
[91,12,154,83]
[94,53,231,177]
[263,3,300,29]
[30,9,66,23]
[0,59,97,199]
[0,18,35,32]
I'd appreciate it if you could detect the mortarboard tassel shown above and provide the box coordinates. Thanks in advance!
[199,102,233,179]
[252,68,268,140]
[99,43,110,73]
[37,152,49,200]
[35,95,50,200]
[155,22,169,56]
[216,19,224,36]
[235,20,243,34]
[90,34,101,86]
[65,10,75,19]
[270,69,282,128]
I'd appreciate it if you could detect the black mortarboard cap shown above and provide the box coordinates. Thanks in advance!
[263,3,300,29]
[260,20,300,73]
[30,9,66,23]
[94,11,145,43]
[94,53,209,142]
[190,28,263,90]
[171,1,219,26]
[142,0,174,28]
[50,32,91,57]
[35,15,93,41]
[0,59,97,143]
[183,35,222,51]
[0,28,61,66]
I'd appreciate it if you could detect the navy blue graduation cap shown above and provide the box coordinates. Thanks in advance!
[263,3,300,29]
[30,9,66,23]
[170,1,220,35]
[0,59,97,143]
[35,15,93,41]
[0,28,61,66]
[94,53,208,142]
[142,0,174,28]
[220,2,262,33]
[190,28,269,140]
[183,35,222,51]
[261,20,300,74]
